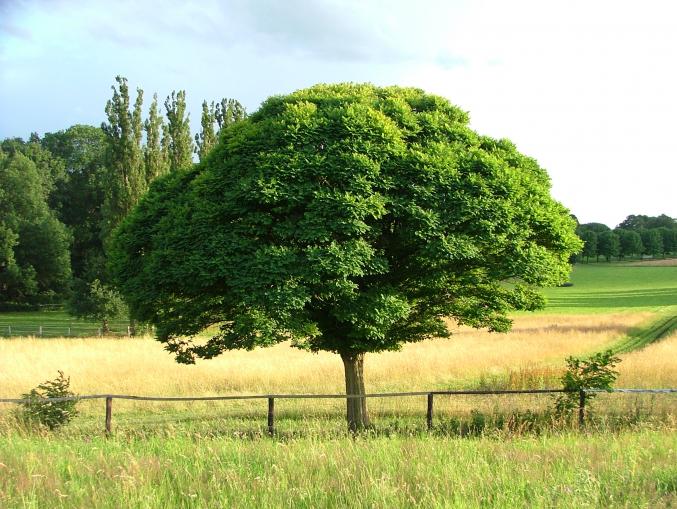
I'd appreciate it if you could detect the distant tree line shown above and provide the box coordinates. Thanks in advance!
[575,214,677,262]
[0,76,245,328]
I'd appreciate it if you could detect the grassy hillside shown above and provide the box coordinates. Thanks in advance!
[543,262,677,312]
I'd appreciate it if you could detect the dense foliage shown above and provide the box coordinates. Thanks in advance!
[0,148,71,303]
[0,76,245,316]
[66,278,128,333]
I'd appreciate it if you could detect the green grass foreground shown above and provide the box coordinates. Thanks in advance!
[0,428,674,508]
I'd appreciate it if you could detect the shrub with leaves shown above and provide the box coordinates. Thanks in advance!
[67,278,127,334]
[554,350,621,416]
[20,371,78,430]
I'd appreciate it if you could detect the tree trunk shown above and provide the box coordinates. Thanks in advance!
[102,319,110,334]
[340,352,370,432]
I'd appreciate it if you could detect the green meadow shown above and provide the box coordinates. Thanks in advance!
[543,262,677,312]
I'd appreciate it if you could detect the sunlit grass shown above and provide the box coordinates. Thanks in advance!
[542,263,677,312]
[617,329,677,387]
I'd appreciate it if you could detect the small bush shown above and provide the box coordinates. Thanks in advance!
[20,371,78,430]
[554,350,620,416]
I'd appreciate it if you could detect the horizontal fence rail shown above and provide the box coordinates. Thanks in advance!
[1,388,674,434]
[0,323,132,338]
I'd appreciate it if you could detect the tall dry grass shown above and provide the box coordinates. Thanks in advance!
[617,329,677,387]
[0,312,657,399]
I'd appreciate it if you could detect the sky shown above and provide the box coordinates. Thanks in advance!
[1,0,675,228]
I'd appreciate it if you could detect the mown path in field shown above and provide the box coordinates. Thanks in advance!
[609,312,677,354]
[541,262,677,358]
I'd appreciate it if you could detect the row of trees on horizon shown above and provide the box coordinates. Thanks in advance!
[575,215,677,263]
[1,76,675,327]
[0,76,245,328]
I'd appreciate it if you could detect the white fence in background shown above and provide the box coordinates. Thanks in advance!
[0,322,132,338]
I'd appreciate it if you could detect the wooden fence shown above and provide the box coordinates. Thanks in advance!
[1,388,675,434]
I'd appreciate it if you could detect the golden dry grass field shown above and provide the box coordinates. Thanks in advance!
[0,312,660,400]
[1,310,675,441]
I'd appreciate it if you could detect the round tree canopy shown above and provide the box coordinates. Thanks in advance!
[110,83,581,363]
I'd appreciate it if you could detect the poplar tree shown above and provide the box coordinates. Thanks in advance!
[195,101,217,162]
[215,98,246,131]
[164,91,193,172]
[101,76,146,240]
[144,94,169,182]
[83,76,145,332]
[161,123,171,168]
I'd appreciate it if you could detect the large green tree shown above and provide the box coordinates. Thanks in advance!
[0,150,71,303]
[579,222,610,234]
[1,136,67,214]
[41,125,107,280]
[70,77,146,329]
[110,84,581,430]
[618,214,675,231]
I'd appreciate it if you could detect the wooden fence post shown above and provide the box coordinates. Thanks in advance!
[268,397,275,435]
[105,397,113,434]
[578,390,586,426]
[427,393,434,430]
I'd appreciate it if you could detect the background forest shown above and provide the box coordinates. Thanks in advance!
[1,77,245,324]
